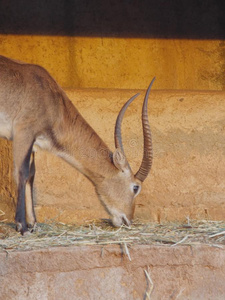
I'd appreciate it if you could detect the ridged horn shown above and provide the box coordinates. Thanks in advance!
[114,93,140,153]
[135,77,155,182]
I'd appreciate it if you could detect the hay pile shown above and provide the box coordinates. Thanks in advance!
[0,213,224,252]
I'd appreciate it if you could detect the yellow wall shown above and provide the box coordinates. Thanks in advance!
[0,35,224,90]
[1,89,225,224]
[0,32,224,223]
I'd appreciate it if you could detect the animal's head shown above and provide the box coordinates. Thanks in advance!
[96,78,155,227]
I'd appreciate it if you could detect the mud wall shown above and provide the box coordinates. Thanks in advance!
[0,1,224,90]
[0,1,225,223]
[1,89,224,224]
[1,245,225,300]
[0,36,224,91]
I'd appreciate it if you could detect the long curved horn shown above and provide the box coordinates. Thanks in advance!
[114,93,140,153]
[135,77,155,182]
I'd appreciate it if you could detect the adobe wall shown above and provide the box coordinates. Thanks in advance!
[0,2,224,91]
[0,36,224,91]
[1,244,225,300]
[0,89,224,224]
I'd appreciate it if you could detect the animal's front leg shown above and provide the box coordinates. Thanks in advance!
[25,151,37,230]
[13,129,34,234]
[15,176,27,234]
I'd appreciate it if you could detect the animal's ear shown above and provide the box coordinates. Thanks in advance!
[113,149,128,171]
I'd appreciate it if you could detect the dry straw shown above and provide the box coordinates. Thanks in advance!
[0,215,224,252]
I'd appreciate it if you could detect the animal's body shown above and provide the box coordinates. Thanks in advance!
[0,55,154,234]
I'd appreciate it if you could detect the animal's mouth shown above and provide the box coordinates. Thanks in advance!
[122,214,131,226]
[102,204,132,227]
[111,212,131,227]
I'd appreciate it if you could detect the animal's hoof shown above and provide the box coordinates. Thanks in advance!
[28,222,37,232]
[16,222,28,235]
[16,222,22,232]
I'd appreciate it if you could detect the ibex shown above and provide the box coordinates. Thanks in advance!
[0,55,155,234]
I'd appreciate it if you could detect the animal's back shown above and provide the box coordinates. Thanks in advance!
[0,55,70,140]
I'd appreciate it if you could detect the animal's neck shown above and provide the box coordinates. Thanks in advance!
[54,96,115,184]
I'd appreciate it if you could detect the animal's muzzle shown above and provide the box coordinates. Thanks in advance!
[112,213,131,227]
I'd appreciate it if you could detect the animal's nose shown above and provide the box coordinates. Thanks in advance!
[122,214,131,226]
[112,213,131,227]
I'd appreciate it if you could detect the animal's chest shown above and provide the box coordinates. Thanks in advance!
[0,112,13,140]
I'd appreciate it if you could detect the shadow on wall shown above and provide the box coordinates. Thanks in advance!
[0,0,224,39]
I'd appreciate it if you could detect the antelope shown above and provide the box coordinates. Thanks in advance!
[0,55,155,234]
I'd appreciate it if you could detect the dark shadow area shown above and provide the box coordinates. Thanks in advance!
[0,0,224,39]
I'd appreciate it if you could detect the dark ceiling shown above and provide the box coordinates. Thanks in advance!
[0,0,224,39]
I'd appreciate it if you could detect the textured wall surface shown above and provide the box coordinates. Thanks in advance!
[0,36,224,90]
[0,89,224,224]
[1,244,225,300]
[0,0,224,90]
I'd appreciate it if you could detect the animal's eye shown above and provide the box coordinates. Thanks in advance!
[133,185,139,195]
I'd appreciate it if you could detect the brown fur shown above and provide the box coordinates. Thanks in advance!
[0,55,144,234]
